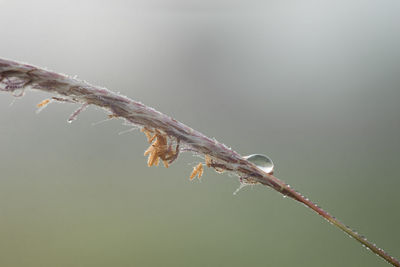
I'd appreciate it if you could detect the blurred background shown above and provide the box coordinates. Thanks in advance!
[0,0,399,266]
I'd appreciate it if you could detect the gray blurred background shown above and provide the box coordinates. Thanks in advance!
[0,0,399,266]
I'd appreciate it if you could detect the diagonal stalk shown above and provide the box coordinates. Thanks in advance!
[0,58,398,266]
[263,175,400,267]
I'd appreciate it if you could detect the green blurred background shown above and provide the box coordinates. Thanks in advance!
[0,1,399,266]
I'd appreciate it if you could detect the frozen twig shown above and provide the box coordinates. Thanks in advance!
[0,58,398,266]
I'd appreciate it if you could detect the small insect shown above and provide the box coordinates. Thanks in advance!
[37,98,51,108]
[190,163,204,180]
[142,128,179,168]
[35,98,53,114]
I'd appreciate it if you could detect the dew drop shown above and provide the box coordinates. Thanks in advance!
[243,154,274,174]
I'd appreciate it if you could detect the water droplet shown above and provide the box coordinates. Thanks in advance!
[243,154,274,174]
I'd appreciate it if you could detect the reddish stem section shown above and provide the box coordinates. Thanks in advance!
[0,58,398,266]
[266,175,400,267]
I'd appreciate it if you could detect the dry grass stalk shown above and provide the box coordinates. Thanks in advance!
[0,58,398,267]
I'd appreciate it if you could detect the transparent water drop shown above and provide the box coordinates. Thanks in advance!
[243,154,274,174]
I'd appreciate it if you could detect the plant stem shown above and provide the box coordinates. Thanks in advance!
[0,58,398,266]
[267,175,400,267]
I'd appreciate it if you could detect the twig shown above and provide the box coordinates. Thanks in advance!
[0,58,398,267]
